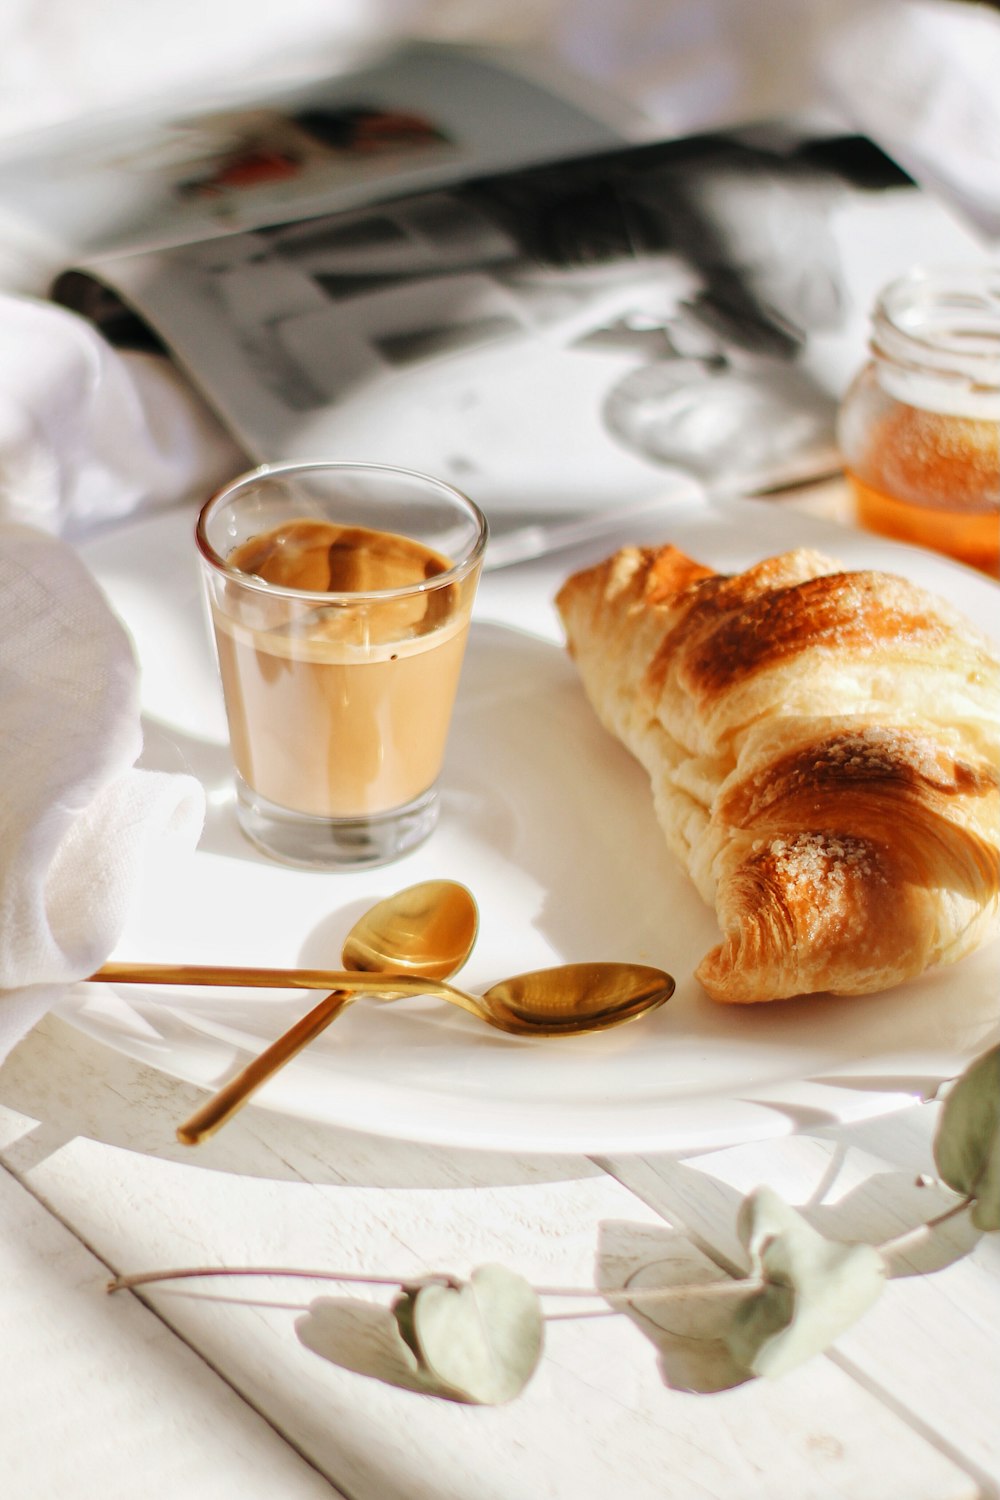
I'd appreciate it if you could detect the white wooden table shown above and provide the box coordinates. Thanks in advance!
[2,483,998,1500]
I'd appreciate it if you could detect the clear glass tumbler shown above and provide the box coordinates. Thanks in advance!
[196,460,488,868]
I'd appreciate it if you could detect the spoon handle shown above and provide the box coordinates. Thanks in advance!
[176,990,355,1146]
[91,961,444,997]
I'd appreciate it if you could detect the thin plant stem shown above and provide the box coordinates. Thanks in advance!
[108,1266,432,1295]
[105,1193,977,1311]
[107,1263,758,1305]
[877,1195,975,1260]
[535,1279,756,1304]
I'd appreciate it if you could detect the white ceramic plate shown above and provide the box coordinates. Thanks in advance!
[58,497,1000,1153]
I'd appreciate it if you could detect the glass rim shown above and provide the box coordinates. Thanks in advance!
[871,263,1000,388]
[195,459,489,604]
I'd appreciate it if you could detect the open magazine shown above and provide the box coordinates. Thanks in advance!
[36,44,988,536]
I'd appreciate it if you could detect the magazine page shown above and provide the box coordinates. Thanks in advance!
[60,126,989,524]
[0,43,630,265]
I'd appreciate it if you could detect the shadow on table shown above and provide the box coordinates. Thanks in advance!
[592,1176,983,1399]
[594,1134,983,1344]
[0,1012,604,1190]
[595,1217,751,1393]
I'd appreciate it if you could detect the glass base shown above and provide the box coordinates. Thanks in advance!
[234,776,439,869]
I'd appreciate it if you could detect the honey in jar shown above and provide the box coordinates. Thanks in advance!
[838,266,1000,577]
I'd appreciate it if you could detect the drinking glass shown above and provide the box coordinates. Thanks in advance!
[196,460,487,867]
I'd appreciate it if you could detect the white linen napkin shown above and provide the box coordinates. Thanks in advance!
[0,523,205,1064]
[0,292,244,536]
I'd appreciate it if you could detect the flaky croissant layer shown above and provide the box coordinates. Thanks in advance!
[556,544,1000,1003]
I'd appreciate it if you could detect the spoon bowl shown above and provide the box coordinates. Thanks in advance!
[351,962,676,1036]
[341,879,479,979]
[474,962,675,1036]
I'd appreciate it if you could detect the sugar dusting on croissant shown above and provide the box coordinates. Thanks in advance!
[555,544,1000,1003]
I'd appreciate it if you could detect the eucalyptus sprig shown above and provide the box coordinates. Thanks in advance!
[107,1040,1000,1405]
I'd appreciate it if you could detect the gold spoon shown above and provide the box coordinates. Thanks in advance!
[93,959,674,1037]
[90,880,477,1146]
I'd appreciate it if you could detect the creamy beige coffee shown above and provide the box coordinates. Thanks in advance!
[210,519,470,818]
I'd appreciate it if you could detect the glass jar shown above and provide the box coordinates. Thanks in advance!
[838,265,1000,576]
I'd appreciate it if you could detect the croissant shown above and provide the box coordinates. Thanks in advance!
[555,544,1000,1003]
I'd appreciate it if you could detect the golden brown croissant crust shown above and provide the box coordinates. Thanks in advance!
[556,544,1000,1003]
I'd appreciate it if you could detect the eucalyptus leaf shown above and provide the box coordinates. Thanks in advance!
[726,1186,886,1379]
[933,1043,1000,1231]
[401,1264,544,1405]
[299,1286,525,1401]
